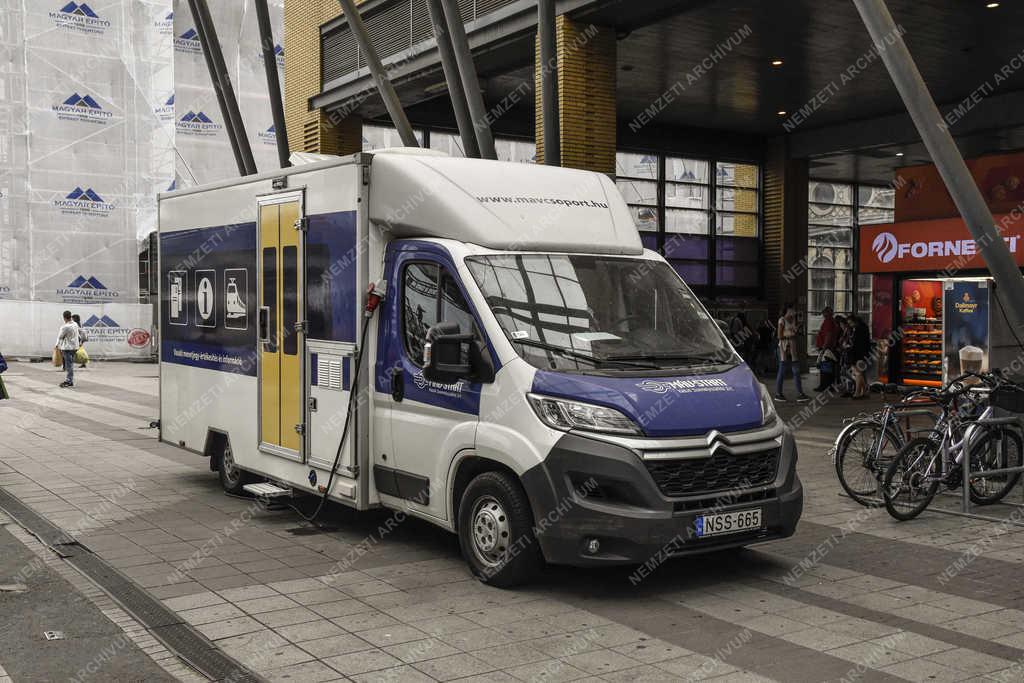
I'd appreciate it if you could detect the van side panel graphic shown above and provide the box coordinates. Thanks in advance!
[160,223,258,375]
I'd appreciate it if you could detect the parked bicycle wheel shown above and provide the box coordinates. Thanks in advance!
[883,437,941,521]
[834,420,903,506]
[968,427,1023,506]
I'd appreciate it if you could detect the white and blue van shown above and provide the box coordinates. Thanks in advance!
[158,149,802,585]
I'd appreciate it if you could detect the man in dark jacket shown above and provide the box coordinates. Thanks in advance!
[814,307,838,391]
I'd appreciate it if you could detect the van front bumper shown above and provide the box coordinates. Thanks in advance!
[520,428,802,567]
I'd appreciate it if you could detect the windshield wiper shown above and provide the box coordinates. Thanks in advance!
[608,353,735,366]
[512,338,659,369]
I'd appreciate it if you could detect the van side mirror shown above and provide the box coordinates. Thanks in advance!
[423,322,479,384]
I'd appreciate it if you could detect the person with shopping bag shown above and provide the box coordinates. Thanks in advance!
[55,310,80,388]
[0,348,8,400]
[72,313,89,368]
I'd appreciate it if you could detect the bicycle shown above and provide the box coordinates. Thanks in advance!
[832,383,941,507]
[882,372,1024,521]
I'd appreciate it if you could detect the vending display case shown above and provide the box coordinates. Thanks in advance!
[899,279,944,386]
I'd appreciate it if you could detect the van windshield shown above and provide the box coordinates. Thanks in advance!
[465,254,737,372]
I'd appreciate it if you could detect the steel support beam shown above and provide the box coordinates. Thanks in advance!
[255,0,290,168]
[188,0,257,176]
[538,0,560,166]
[335,0,419,147]
[853,0,1024,332]
[438,0,497,160]
[425,0,479,158]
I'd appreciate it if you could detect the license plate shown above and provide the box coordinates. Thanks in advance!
[696,508,762,538]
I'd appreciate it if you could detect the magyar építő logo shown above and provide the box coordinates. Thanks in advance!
[155,93,175,123]
[53,93,113,125]
[54,187,115,217]
[872,232,899,264]
[258,125,277,146]
[82,314,150,347]
[177,111,222,137]
[50,2,110,35]
[154,10,172,36]
[260,43,285,69]
[58,276,119,303]
[175,27,202,54]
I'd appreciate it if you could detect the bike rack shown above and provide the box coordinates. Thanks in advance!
[951,414,1024,525]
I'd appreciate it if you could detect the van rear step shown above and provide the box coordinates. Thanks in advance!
[244,482,292,498]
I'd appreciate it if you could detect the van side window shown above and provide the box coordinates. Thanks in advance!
[401,262,475,366]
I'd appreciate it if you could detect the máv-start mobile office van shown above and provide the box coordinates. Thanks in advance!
[158,149,802,585]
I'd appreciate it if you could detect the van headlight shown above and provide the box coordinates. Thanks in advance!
[760,383,777,425]
[527,393,641,435]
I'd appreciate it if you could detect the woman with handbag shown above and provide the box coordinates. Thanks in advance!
[775,304,810,403]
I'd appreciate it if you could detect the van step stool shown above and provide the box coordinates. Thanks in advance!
[243,482,292,498]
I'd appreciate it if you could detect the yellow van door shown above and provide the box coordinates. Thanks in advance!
[259,198,303,457]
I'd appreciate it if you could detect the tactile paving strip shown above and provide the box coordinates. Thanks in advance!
[0,488,265,682]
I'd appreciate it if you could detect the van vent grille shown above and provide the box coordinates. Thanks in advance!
[645,449,780,498]
[325,359,343,390]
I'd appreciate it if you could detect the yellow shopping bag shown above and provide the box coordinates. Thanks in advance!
[52,347,63,367]
[75,347,89,365]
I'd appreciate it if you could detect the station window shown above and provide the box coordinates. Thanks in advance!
[806,181,895,352]
[617,152,761,297]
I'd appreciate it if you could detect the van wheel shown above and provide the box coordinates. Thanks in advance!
[458,471,542,587]
[218,443,252,494]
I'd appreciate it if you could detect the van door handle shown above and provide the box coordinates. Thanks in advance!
[259,306,276,351]
[391,368,404,402]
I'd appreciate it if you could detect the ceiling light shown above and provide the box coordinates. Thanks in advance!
[776,110,787,116]
[896,152,905,157]
[770,59,784,67]
[987,2,1000,8]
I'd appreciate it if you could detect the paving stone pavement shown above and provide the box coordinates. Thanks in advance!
[3,361,1024,681]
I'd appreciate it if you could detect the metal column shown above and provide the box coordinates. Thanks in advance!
[853,0,1024,333]
[538,0,560,166]
[335,0,419,148]
[255,0,291,168]
[425,0,479,158]
[438,0,497,160]
[188,0,257,176]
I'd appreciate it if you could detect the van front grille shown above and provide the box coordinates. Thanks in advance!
[645,449,780,498]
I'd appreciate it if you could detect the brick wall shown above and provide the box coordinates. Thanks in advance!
[284,0,363,155]
[535,18,616,174]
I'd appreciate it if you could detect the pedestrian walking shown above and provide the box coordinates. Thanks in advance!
[775,304,809,402]
[72,313,89,368]
[55,310,80,388]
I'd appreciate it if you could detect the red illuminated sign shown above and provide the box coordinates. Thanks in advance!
[859,213,1024,273]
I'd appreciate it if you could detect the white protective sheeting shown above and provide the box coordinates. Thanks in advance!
[0,1,175,309]
[173,0,285,185]
[0,300,153,358]
[368,152,643,255]
[0,1,282,357]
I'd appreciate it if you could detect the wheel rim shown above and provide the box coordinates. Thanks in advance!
[842,427,889,496]
[469,496,510,568]
[222,445,240,487]
[886,442,935,510]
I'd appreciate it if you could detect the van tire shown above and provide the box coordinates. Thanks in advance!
[218,443,253,495]
[457,471,542,587]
